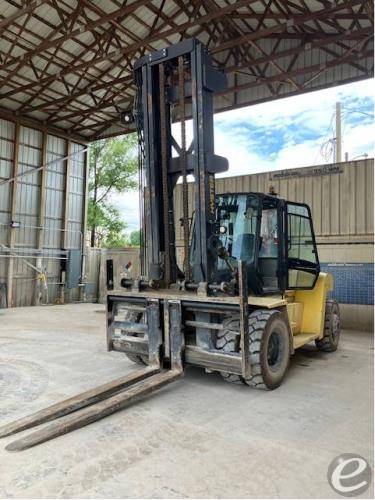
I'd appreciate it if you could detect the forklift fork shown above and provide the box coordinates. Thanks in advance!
[0,299,184,452]
[3,369,181,452]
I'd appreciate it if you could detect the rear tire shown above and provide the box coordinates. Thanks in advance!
[216,309,291,390]
[315,300,340,352]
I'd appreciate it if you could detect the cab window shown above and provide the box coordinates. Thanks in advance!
[287,203,319,289]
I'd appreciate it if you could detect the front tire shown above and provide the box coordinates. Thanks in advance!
[216,309,291,390]
[315,300,340,352]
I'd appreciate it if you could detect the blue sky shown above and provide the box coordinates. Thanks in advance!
[114,78,374,232]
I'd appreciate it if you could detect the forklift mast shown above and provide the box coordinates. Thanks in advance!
[133,39,228,287]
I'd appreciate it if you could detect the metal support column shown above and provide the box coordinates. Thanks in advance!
[34,130,47,306]
[6,122,20,308]
[80,145,90,301]
[61,140,72,303]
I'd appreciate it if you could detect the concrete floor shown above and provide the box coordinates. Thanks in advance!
[0,303,373,499]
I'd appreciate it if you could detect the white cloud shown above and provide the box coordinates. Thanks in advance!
[214,127,273,176]
[342,122,374,159]
[111,190,140,232]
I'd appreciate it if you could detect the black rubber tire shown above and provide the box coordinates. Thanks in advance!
[315,300,340,352]
[122,311,148,365]
[216,309,291,390]
[215,315,243,385]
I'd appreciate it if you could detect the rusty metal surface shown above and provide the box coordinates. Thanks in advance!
[238,260,251,380]
[158,62,171,286]
[5,369,182,452]
[185,320,224,331]
[107,288,287,307]
[146,298,163,368]
[0,366,158,439]
[168,300,184,371]
[185,346,242,375]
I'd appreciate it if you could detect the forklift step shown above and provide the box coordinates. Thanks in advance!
[4,369,181,452]
[293,332,319,349]
[0,366,158,439]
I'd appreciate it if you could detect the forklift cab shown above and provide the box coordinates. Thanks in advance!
[214,193,320,295]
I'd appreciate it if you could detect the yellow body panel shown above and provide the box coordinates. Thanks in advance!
[286,302,304,334]
[293,272,333,339]
[247,272,333,350]
[247,273,333,351]
[248,296,287,308]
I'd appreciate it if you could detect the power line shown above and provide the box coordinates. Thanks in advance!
[315,103,373,164]
[314,110,336,164]
[342,109,374,119]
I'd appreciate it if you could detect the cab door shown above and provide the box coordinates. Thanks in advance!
[285,202,320,289]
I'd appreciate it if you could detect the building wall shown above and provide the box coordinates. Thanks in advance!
[97,248,141,304]
[174,159,374,329]
[0,118,88,307]
[175,159,374,242]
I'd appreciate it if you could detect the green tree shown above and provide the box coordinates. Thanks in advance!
[129,229,141,247]
[88,135,138,247]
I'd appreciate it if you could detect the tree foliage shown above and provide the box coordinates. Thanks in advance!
[129,229,141,247]
[88,135,138,247]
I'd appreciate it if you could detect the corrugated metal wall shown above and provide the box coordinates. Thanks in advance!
[0,118,88,307]
[174,159,374,244]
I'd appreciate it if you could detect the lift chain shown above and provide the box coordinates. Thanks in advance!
[159,63,171,286]
[178,56,191,281]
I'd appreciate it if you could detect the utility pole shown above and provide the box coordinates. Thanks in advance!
[335,101,342,163]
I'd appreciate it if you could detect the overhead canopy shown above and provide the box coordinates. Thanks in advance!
[0,0,373,142]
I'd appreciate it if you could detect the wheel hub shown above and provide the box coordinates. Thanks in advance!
[267,331,282,368]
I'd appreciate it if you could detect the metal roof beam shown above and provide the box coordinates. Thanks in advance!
[223,27,372,73]
[0,106,87,143]
[0,0,147,71]
[222,49,373,96]
[0,0,45,33]
[0,0,263,97]
[0,14,133,101]
[210,0,364,54]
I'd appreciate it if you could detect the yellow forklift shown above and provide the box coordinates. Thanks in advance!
[0,39,340,451]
